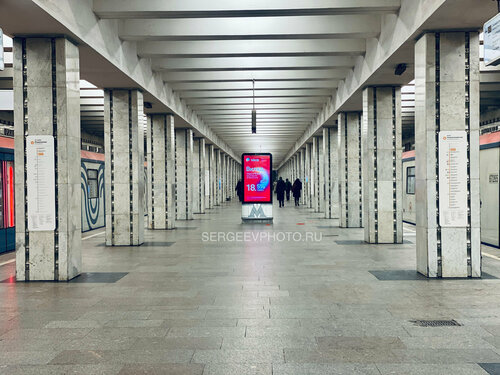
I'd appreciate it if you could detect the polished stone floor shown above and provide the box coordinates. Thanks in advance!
[1,200,500,374]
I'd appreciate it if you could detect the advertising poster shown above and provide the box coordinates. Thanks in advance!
[242,153,272,204]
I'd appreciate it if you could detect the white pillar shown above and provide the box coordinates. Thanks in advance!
[362,87,403,244]
[338,112,363,228]
[147,114,175,230]
[193,137,206,214]
[14,37,82,281]
[215,149,222,205]
[175,129,194,220]
[323,126,339,219]
[104,89,145,247]
[415,32,481,278]
[305,143,312,209]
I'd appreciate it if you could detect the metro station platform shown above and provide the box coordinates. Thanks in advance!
[1,202,500,374]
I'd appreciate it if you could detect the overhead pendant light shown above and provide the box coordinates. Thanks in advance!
[251,79,257,134]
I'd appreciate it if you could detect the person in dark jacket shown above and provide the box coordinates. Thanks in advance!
[292,178,302,206]
[276,177,286,207]
[285,178,292,201]
[236,179,244,202]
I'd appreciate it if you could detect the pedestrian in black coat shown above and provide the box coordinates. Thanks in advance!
[292,178,302,206]
[285,178,292,201]
[236,180,244,202]
[276,177,286,207]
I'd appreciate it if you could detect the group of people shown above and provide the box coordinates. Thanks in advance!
[235,177,303,207]
[275,177,302,208]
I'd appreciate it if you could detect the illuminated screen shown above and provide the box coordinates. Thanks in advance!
[242,153,272,204]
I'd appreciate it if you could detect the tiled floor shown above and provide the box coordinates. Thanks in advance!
[1,201,500,374]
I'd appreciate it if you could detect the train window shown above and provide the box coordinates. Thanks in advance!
[406,166,415,195]
[87,169,99,199]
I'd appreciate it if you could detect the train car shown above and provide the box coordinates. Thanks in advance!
[402,131,500,247]
[0,137,107,253]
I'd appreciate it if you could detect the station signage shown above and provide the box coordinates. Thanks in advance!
[438,131,468,227]
[484,13,500,66]
[27,135,56,231]
[242,153,272,204]
[0,28,4,71]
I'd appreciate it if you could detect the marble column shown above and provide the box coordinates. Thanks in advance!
[338,112,363,228]
[104,89,145,247]
[175,129,194,220]
[305,143,312,208]
[14,37,81,281]
[215,149,222,205]
[193,137,206,214]
[323,126,339,219]
[312,136,324,213]
[415,32,480,278]
[206,144,214,209]
[300,148,306,205]
[146,114,175,230]
[362,87,403,244]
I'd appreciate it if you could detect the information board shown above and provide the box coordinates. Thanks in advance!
[27,135,56,231]
[0,28,4,71]
[484,13,500,66]
[242,153,272,204]
[438,131,468,227]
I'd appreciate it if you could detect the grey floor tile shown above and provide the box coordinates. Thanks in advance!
[202,363,272,375]
[117,364,204,375]
[273,363,381,375]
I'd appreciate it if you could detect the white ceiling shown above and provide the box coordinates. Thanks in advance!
[92,0,401,164]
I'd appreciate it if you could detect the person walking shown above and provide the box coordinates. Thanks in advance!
[236,179,244,202]
[292,178,302,206]
[276,177,286,207]
[285,178,292,201]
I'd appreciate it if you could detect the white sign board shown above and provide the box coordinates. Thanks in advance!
[0,28,4,71]
[438,131,468,227]
[484,13,500,66]
[27,135,56,231]
[205,170,210,196]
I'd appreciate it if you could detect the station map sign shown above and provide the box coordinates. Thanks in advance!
[242,153,272,204]
[27,135,56,231]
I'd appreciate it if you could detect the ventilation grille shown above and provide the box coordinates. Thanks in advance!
[410,320,461,327]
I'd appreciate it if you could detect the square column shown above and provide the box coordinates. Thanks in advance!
[104,89,145,247]
[300,149,306,205]
[193,137,206,214]
[305,143,312,208]
[14,37,81,281]
[312,136,324,213]
[338,113,363,228]
[415,32,481,278]
[207,145,215,208]
[175,129,194,220]
[323,126,339,219]
[362,87,403,244]
[215,149,222,205]
[222,153,227,202]
[146,114,175,230]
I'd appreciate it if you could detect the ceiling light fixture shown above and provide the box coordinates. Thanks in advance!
[251,79,257,134]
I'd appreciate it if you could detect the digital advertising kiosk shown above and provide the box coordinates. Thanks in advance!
[241,153,273,222]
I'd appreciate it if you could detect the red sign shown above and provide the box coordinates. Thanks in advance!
[242,153,272,203]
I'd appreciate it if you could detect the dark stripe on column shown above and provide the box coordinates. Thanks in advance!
[435,33,442,276]
[344,115,348,226]
[465,32,472,276]
[373,88,379,243]
[110,91,115,245]
[358,113,363,227]
[151,116,155,228]
[128,91,133,244]
[392,87,398,243]
[22,39,30,280]
[164,116,168,228]
[51,38,59,280]
[185,130,188,219]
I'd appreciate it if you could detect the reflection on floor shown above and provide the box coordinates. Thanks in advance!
[0,201,500,374]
